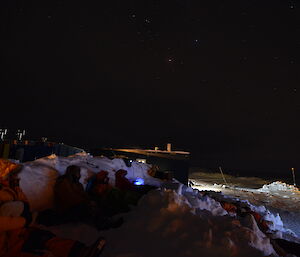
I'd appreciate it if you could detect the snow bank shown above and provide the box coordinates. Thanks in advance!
[18,153,161,211]
[14,154,297,256]
[178,184,300,241]
[258,181,299,192]
[33,153,161,187]
[19,162,58,211]
[46,188,277,257]
[173,183,228,216]
[46,181,280,256]
[189,183,298,242]
[96,189,277,257]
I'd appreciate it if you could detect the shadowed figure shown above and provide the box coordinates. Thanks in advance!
[54,165,93,223]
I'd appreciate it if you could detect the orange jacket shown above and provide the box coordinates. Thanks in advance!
[91,171,112,197]
[0,159,28,256]
[221,202,237,213]
[0,186,28,204]
[0,216,26,257]
[0,159,27,203]
[0,187,16,203]
[0,159,20,179]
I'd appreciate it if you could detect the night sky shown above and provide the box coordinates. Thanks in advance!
[1,0,300,172]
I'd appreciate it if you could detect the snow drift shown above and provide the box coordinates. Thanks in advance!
[258,181,299,193]
[18,153,161,211]
[11,153,300,256]
[47,188,278,257]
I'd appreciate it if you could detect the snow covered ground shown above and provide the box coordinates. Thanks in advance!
[13,154,300,256]
[189,175,300,238]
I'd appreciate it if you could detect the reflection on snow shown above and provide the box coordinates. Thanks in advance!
[189,178,300,237]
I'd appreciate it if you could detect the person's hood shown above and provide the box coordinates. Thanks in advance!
[115,169,127,177]
[0,159,22,186]
[64,166,81,183]
[96,170,109,182]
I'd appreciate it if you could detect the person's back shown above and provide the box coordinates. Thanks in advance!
[115,169,134,191]
[54,165,89,214]
[89,171,112,198]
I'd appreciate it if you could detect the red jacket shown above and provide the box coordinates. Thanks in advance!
[91,171,112,197]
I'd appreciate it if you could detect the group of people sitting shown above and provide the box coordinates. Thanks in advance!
[45,165,154,229]
[0,161,155,257]
[0,160,107,257]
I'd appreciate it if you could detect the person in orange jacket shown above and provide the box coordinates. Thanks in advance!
[54,165,95,223]
[89,171,113,198]
[0,162,106,257]
[220,201,237,214]
[0,161,27,204]
[0,159,20,180]
[87,171,120,216]
[0,208,106,257]
[114,169,142,210]
[7,170,28,202]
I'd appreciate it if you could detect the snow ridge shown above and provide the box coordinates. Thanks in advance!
[258,181,299,192]
[15,154,300,256]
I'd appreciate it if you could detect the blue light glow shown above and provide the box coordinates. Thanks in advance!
[134,177,144,186]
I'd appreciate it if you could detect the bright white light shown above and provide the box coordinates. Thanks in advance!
[190,184,221,192]
[137,159,146,164]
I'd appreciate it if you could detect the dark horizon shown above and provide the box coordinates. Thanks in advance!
[2,127,299,176]
[1,0,299,174]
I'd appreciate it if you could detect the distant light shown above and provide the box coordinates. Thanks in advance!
[129,160,133,163]
[137,158,146,164]
[134,178,144,186]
